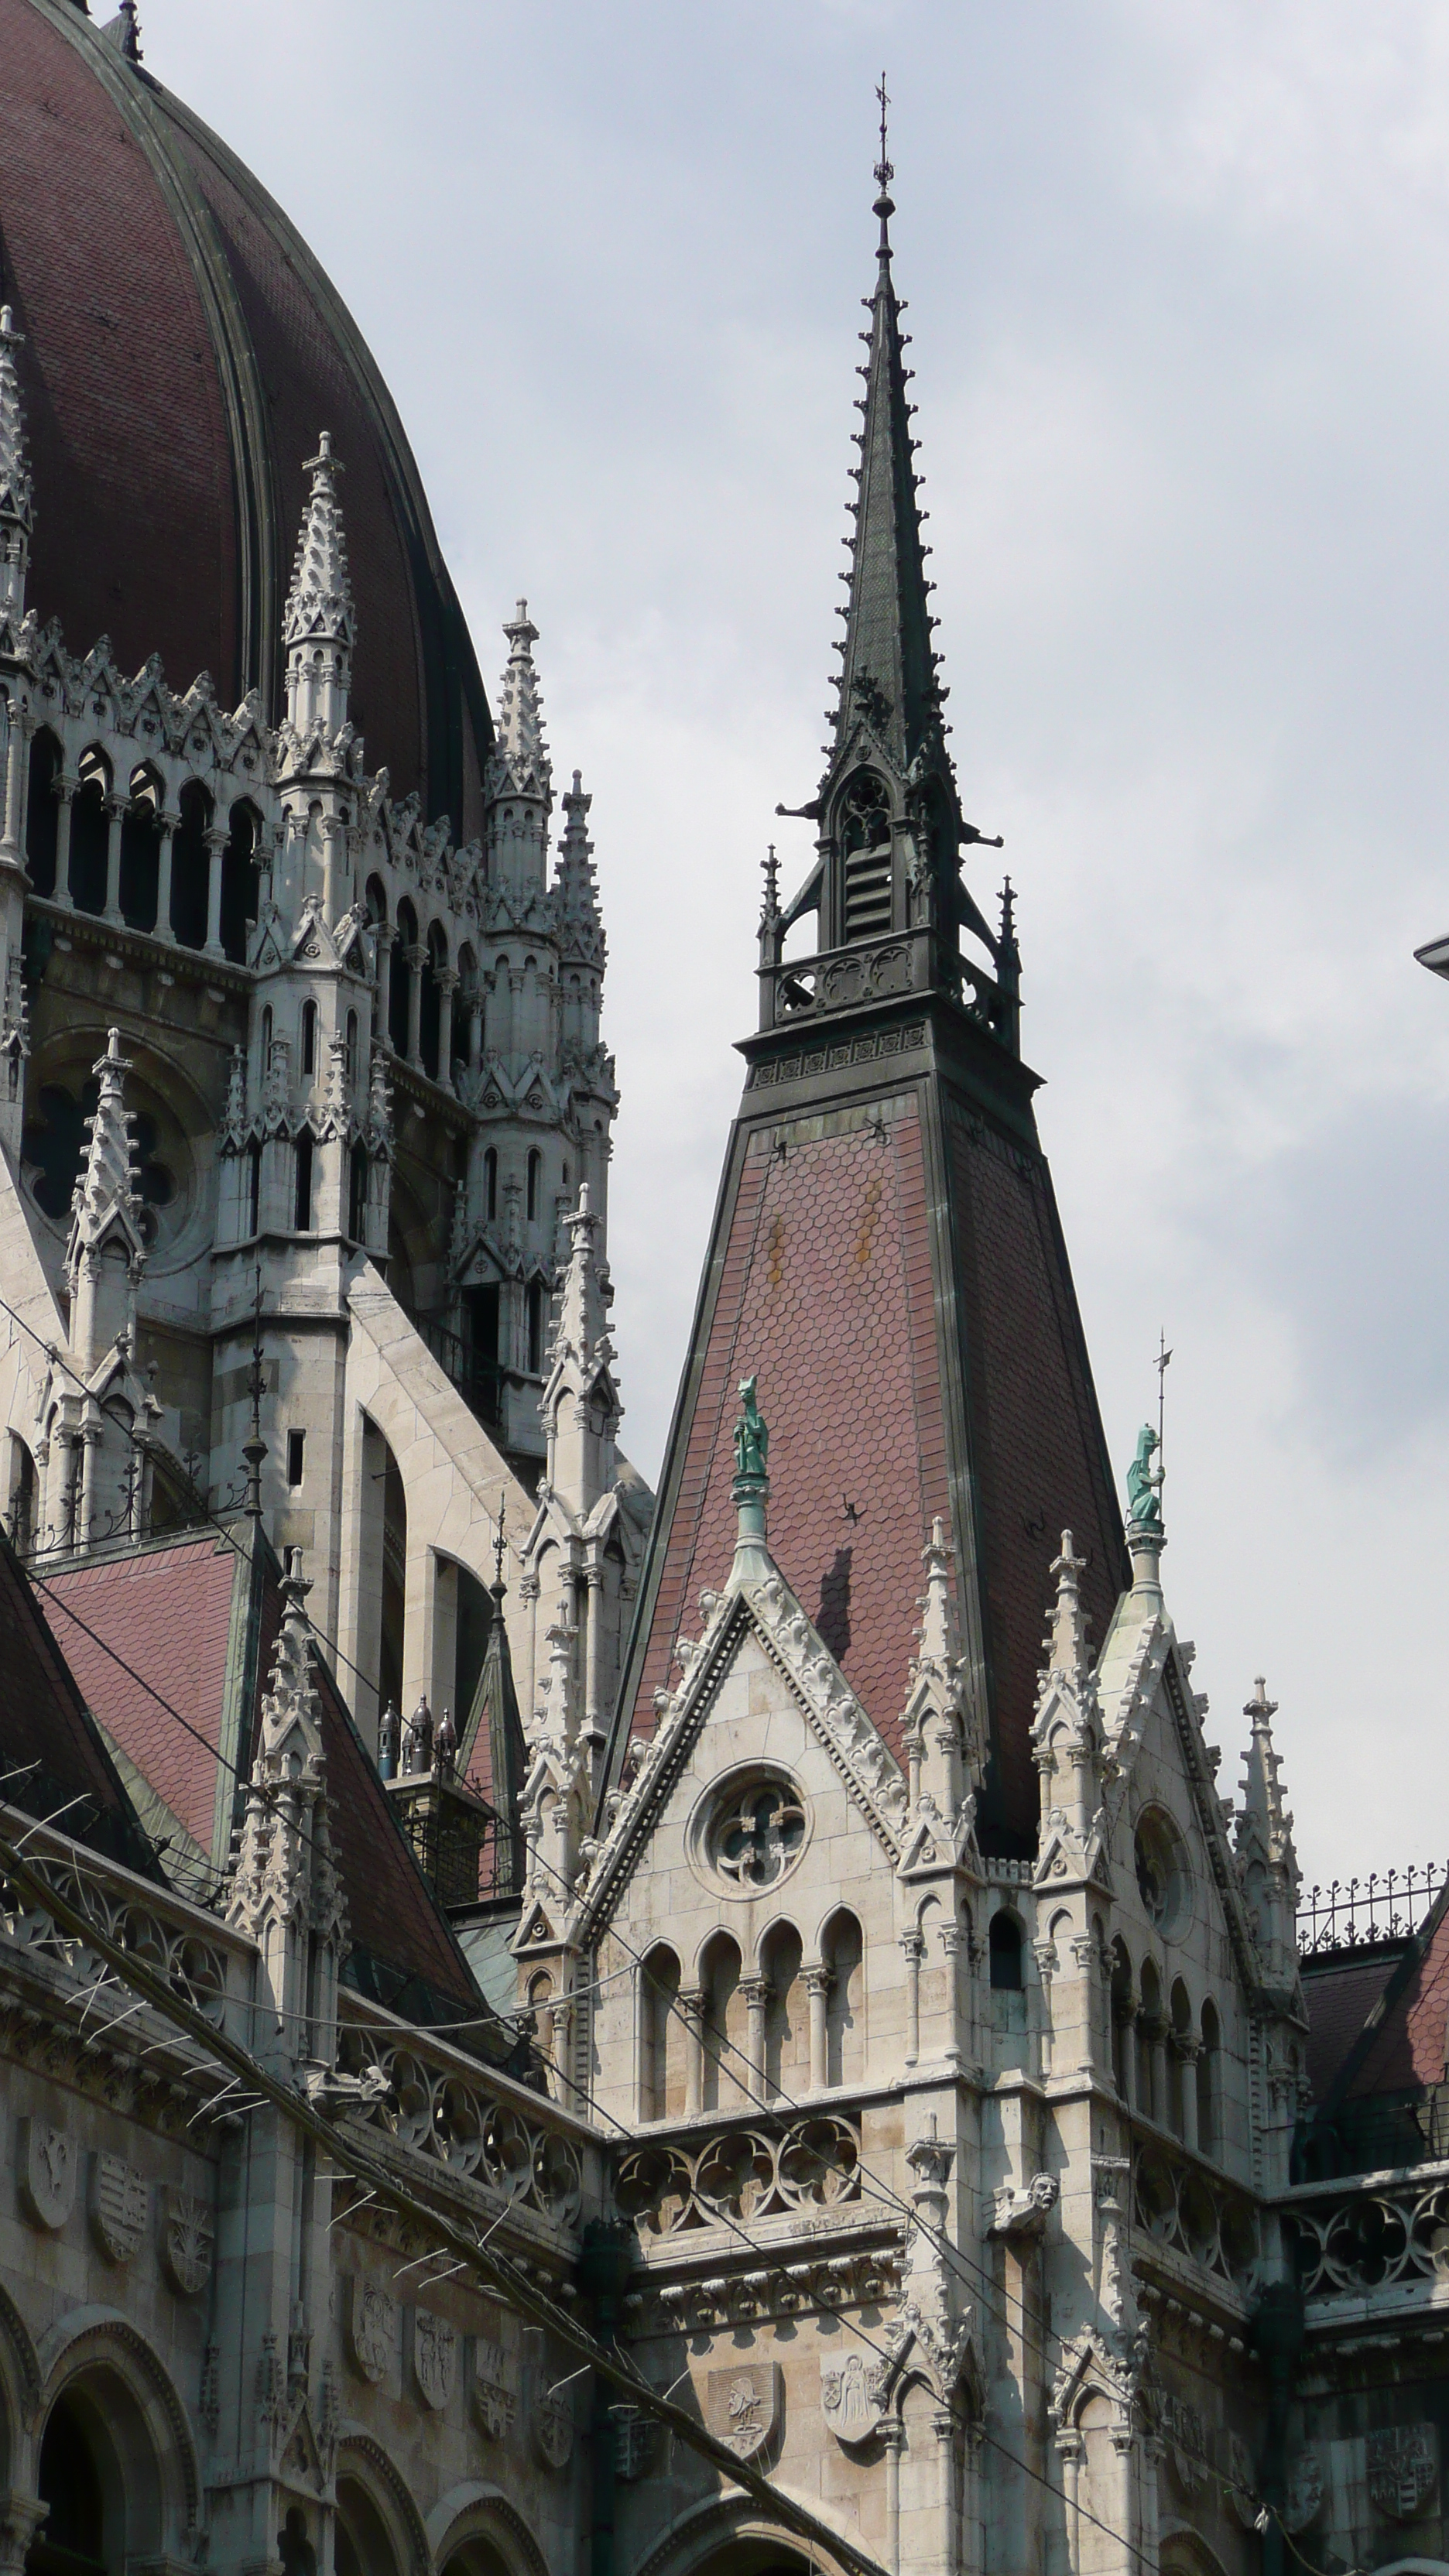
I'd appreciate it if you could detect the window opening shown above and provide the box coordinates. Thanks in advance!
[840,771,892,944]
[293,1129,313,1231]
[286,1429,305,1488]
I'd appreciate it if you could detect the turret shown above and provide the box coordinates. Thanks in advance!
[0,306,32,624]
[283,431,355,743]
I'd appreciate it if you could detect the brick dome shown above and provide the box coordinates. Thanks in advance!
[0,0,493,838]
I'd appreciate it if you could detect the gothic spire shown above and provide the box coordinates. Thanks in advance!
[490,600,551,802]
[541,1183,619,1519]
[283,432,355,736]
[63,1029,146,1372]
[1235,1676,1300,1991]
[554,770,605,968]
[0,306,33,621]
[829,97,943,777]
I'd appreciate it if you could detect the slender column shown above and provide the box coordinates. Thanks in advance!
[437,966,458,1088]
[882,2420,905,2576]
[53,776,75,907]
[680,1988,706,2117]
[77,1420,101,1550]
[939,1920,964,2069]
[804,1964,831,2091]
[1115,1999,1137,2111]
[901,1930,924,2069]
[741,1977,770,2092]
[405,944,423,1066]
[155,809,179,941]
[582,1564,603,1750]
[1057,2429,1084,2576]
[0,698,22,872]
[102,795,125,924]
[204,822,227,957]
[375,923,394,1044]
[931,2406,955,2576]
[1034,1937,1057,2081]
[1176,2036,1201,2153]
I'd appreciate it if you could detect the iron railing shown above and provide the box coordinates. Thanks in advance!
[1296,1862,1447,1957]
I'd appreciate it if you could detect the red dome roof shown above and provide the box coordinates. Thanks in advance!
[0,0,493,838]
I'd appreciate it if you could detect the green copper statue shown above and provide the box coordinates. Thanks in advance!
[1125,1422,1162,1530]
[734,1376,769,1481]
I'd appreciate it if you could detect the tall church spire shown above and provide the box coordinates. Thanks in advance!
[283,431,355,738]
[831,84,942,776]
[0,307,33,622]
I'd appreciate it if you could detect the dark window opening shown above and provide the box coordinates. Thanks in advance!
[31,2393,106,2576]
[293,1129,313,1232]
[220,802,260,964]
[348,1142,368,1244]
[527,1278,544,1373]
[840,771,893,944]
[989,1912,1024,1990]
[247,1142,261,1236]
[170,779,211,949]
[286,1429,305,1488]
[526,1148,541,1221]
[22,1081,173,1231]
[344,1010,358,1088]
[70,753,109,917]
[25,729,60,896]
[301,1000,317,1078]
[118,771,161,932]
[484,1146,498,1222]
[420,937,444,1081]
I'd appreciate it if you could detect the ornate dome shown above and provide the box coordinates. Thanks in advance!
[0,0,493,837]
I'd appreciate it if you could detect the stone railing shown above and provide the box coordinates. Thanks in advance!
[337,1999,598,2239]
[615,2110,861,2240]
[1280,2162,1449,2300]
[0,1815,252,2029]
[1132,2128,1260,2294]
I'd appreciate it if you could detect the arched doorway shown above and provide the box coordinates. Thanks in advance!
[334,2475,399,2576]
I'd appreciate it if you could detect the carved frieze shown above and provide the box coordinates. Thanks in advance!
[90,2151,146,2263]
[18,2117,77,2231]
[159,2186,214,2294]
[706,2362,781,2461]
[1368,2424,1437,2521]
[344,2280,396,2387]
[469,2337,515,2441]
[412,2311,457,2413]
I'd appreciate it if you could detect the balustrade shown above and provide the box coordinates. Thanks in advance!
[615,2109,861,2239]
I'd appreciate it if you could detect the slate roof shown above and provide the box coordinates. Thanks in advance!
[0,1530,157,1875]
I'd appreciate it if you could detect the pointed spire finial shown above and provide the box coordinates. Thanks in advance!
[489,598,551,803]
[873,71,895,249]
[283,435,354,738]
[1045,1529,1093,1686]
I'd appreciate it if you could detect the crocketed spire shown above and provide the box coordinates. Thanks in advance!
[540,1183,619,1519]
[63,1029,146,1372]
[490,600,551,800]
[1235,1676,1300,1992]
[829,114,943,776]
[554,770,605,968]
[283,433,355,739]
[0,306,33,619]
[1043,1530,1093,1692]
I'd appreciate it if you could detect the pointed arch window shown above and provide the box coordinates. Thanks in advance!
[484,1146,498,1222]
[293,1129,313,1232]
[526,1279,545,1374]
[526,1147,541,1221]
[301,999,318,1079]
[24,728,61,896]
[348,1142,368,1245]
[840,771,893,944]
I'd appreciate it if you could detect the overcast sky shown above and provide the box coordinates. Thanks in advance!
[140,0,1449,1891]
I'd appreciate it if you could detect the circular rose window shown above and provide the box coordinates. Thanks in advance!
[1134,1807,1190,1936]
[707,1779,807,1891]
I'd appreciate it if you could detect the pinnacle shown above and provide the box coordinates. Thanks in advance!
[283,430,355,651]
[0,304,33,538]
[1045,1529,1093,1686]
[915,1515,960,1669]
[71,1028,139,1240]
[258,1547,326,1774]
[491,598,551,800]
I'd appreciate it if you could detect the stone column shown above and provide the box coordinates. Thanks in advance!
[77,1417,101,1550]
[437,966,458,1088]
[0,699,24,872]
[0,2494,50,2576]
[741,1977,770,2095]
[805,1964,832,2090]
[882,2420,905,2576]
[375,921,395,1041]
[1175,2036,1201,2154]
[102,794,125,924]
[204,822,227,957]
[468,992,483,1072]
[939,1920,965,2070]
[1057,2427,1084,2576]
[405,944,423,1066]
[155,807,179,941]
[680,1988,707,2117]
[1034,1937,1057,2081]
[901,1930,925,2069]
[53,776,76,907]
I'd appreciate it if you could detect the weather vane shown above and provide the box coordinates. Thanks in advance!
[1156,1328,1173,1479]
[494,1494,507,1589]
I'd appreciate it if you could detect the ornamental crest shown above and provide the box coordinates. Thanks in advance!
[160,2187,214,2295]
[1227,2430,1261,2529]
[529,2372,574,2472]
[1163,2394,1208,2501]
[91,2152,146,2264]
[611,2405,656,2482]
[19,2119,77,2231]
[412,2311,457,2413]
[1284,2448,1325,2534]
[344,2281,396,2386]
[469,2338,514,2441]
[1368,2424,1437,2521]
[821,2352,888,2446]
[706,2362,781,2461]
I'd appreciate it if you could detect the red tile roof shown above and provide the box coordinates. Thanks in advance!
[0,1534,156,1871]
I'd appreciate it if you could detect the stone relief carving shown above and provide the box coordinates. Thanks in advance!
[411,2311,457,2413]
[1162,2394,1208,2500]
[705,2362,781,2461]
[160,2187,214,2295]
[344,2280,396,2387]
[1367,2424,1437,2521]
[90,2150,146,2263]
[18,2118,77,2231]
[611,2406,656,2482]
[469,2337,515,2440]
[821,2351,888,2446]
[1284,2448,1325,2535]
[529,2368,575,2472]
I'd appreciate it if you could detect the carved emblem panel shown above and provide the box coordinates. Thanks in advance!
[469,2337,515,2441]
[19,2119,77,2231]
[412,2311,457,2413]
[344,2280,396,2387]
[821,2352,888,2447]
[90,2151,146,2263]
[1368,2424,1437,2521]
[706,2362,781,2461]
[159,2187,214,2295]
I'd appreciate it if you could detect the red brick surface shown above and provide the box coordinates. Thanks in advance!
[1343,1893,1449,2100]
[639,1105,950,1765]
[0,0,238,689]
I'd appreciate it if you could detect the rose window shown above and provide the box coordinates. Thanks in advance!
[711,1782,806,1890]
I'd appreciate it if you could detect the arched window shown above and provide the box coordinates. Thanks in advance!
[989,1910,1024,1991]
[526,1279,544,1375]
[25,727,61,896]
[220,800,261,965]
[700,1930,744,2112]
[640,1944,682,2122]
[526,1147,541,1221]
[334,2477,399,2576]
[762,1920,805,2100]
[119,766,162,932]
[1198,1999,1221,2162]
[823,1908,864,2086]
[70,746,111,916]
[293,1129,313,1232]
[348,1143,368,1245]
[1138,1958,1163,2126]
[839,769,892,944]
[7,1434,35,1556]
[420,923,447,1081]
[170,779,212,948]
[300,999,318,1079]
[483,1146,498,1222]
[389,899,416,1056]
[1109,1938,1133,2102]
[1169,1978,1193,2142]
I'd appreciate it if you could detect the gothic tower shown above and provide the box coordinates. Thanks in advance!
[608,132,1127,1852]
